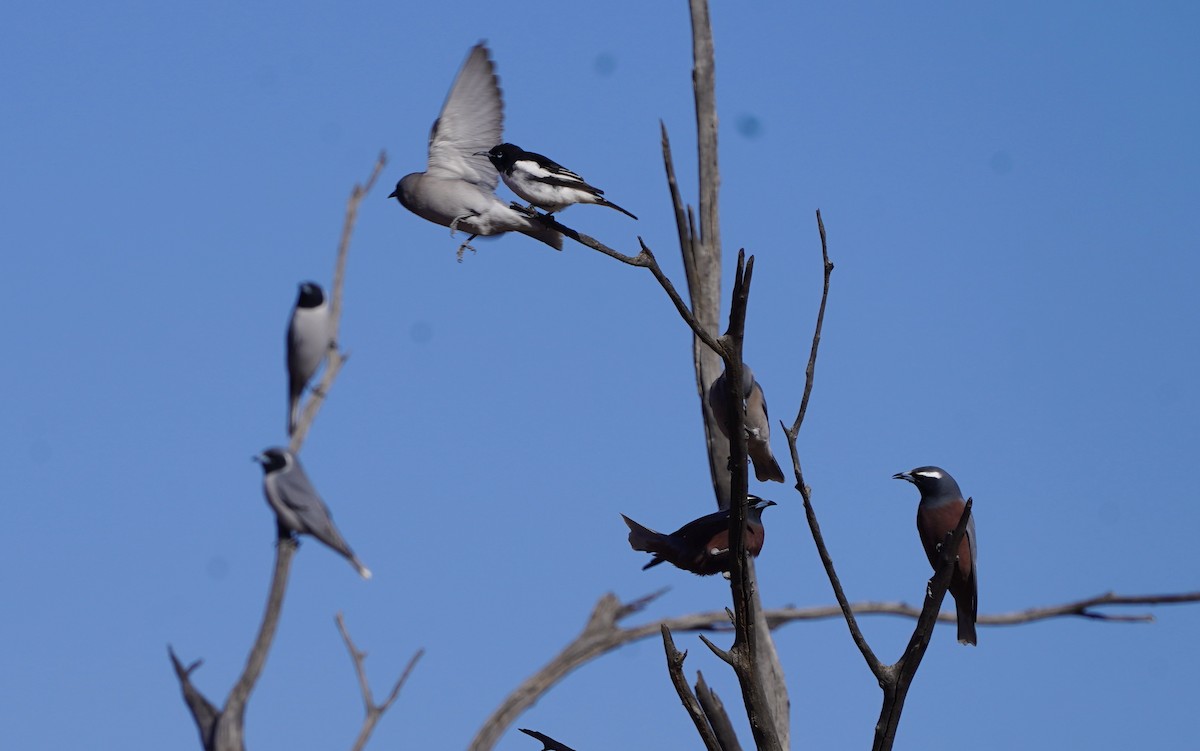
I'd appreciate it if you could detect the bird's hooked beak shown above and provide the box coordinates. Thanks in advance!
[754,499,778,510]
[252,454,267,465]
[473,150,492,157]
[893,471,914,483]
[387,187,400,199]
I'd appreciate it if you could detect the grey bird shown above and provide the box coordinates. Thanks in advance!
[894,466,977,645]
[389,43,562,256]
[708,365,786,483]
[254,447,371,579]
[287,281,333,436]
[481,143,638,219]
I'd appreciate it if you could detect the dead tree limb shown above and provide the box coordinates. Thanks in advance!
[169,152,387,751]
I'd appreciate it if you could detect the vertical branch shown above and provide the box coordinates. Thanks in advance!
[663,125,729,507]
[689,0,720,258]
[214,539,297,751]
[170,153,387,751]
[290,151,388,450]
[703,252,784,751]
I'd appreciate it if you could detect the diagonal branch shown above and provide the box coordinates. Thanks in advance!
[695,671,744,751]
[169,647,220,750]
[873,500,973,751]
[540,215,724,358]
[661,626,723,751]
[336,613,424,751]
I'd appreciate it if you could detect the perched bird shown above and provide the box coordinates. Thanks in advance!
[390,43,562,256]
[622,496,777,576]
[286,281,333,436]
[894,466,977,645]
[254,447,371,579]
[708,365,786,483]
[481,143,638,219]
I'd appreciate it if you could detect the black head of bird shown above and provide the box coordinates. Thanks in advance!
[622,496,777,577]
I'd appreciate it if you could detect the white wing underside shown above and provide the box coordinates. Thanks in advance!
[426,43,503,190]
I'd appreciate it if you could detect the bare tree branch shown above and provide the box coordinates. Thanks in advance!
[695,671,744,751]
[213,539,298,751]
[168,647,219,750]
[470,585,1200,750]
[170,152,385,751]
[336,613,424,751]
[662,122,730,508]
[661,626,723,751]
[290,150,388,450]
[873,501,973,751]
[705,253,784,751]
[540,215,725,359]
[467,591,667,751]
[780,211,886,684]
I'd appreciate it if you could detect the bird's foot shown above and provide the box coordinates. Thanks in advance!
[456,235,479,262]
[509,202,538,218]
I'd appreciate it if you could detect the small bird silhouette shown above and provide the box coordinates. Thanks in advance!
[894,466,977,645]
[390,44,562,257]
[708,365,786,483]
[286,281,332,436]
[622,496,777,576]
[255,447,371,579]
[482,143,637,219]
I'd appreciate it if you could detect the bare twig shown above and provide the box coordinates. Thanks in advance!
[168,647,219,750]
[336,613,423,751]
[540,215,724,358]
[661,627,723,751]
[781,211,884,682]
[290,151,388,450]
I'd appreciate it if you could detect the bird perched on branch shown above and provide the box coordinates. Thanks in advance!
[481,143,638,220]
[708,365,786,483]
[255,447,371,579]
[622,496,777,576]
[389,43,562,256]
[893,466,977,645]
[286,281,333,436]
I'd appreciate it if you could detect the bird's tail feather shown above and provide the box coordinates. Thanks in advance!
[750,444,787,483]
[955,593,977,645]
[351,556,373,580]
[600,198,638,221]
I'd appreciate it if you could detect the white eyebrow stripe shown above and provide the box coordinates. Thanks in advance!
[915,470,943,479]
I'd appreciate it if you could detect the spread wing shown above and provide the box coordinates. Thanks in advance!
[427,43,503,190]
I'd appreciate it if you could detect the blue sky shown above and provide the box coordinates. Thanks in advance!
[3,2,1198,749]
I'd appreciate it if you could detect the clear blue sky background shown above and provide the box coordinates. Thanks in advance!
[3,2,1197,749]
